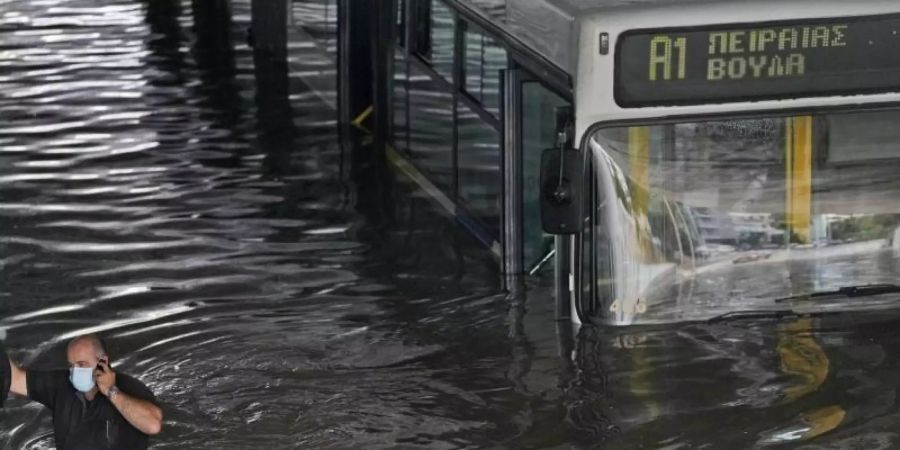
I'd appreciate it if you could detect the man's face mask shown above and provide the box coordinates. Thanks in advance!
[69,367,95,393]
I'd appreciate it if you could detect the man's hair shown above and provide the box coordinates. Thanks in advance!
[68,334,109,359]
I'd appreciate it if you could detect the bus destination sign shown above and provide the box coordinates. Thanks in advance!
[615,14,900,107]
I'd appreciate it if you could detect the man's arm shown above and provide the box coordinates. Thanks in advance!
[95,361,163,436]
[107,388,163,435]
[9,358,27,397]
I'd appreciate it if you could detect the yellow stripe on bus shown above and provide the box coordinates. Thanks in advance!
[629,126,651,217]
[786,116,813,245]
[629,126,653,260]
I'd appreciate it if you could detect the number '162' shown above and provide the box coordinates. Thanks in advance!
[649,36,687,81]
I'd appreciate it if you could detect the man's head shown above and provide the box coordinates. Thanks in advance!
[67,334,108,369]
[67,334,108,394]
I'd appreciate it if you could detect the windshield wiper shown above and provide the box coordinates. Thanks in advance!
[774,284,900,304]
[708,309,803,324]
[707,309,839,324]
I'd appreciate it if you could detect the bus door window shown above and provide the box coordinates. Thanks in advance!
[521,82,569,270]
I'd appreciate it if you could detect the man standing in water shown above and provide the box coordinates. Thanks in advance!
[5,334,163,449]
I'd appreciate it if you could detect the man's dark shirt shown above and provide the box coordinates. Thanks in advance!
[26,370,157,450]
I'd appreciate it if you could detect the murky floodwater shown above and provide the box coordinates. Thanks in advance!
[4,1,900,449]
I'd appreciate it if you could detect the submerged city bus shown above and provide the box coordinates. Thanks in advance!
[297,0,900,326]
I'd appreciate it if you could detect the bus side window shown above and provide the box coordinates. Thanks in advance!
[396,0,406,48]
[412,0,432,61]
[462,24,507,117]
[411,0,454,81]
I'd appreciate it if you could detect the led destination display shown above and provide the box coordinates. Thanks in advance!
[615,14,900,107]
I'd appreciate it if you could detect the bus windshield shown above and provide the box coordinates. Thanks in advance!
[583,108,900,325]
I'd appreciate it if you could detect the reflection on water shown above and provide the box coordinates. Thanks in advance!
[4,1,900,449]
[562,311,900,450]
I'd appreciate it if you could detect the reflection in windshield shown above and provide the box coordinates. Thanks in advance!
[583,109,900,325]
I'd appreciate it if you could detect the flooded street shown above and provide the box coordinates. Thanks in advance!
[4,1,900,449]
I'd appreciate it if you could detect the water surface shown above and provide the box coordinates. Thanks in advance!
[3,1,900,449]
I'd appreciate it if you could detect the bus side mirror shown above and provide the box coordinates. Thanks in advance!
[0,342,9,408]
[540,148,584,235]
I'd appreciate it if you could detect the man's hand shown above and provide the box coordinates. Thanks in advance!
[9,358,26,397]
[94,359,116,396]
